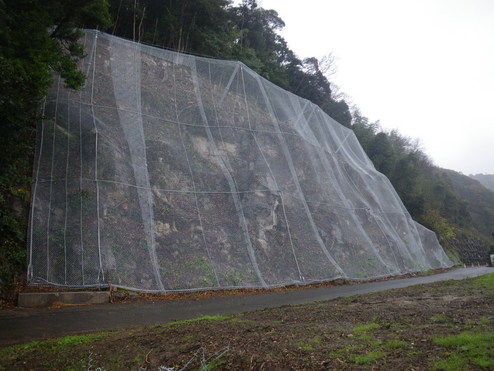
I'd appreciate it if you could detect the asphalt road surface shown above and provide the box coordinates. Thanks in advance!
[1,267,493,347]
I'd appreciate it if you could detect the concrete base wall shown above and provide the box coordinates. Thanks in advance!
[18,291,110,308]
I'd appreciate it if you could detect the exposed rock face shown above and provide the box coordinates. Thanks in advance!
[27,31,453,292]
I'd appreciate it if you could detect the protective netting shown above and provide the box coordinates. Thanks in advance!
[27,30,453,292]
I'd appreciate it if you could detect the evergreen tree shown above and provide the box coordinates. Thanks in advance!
[0,0,111,298]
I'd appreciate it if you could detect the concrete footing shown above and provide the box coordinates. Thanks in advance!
[18,291,110,308]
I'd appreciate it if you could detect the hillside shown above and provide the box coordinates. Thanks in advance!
[26,31,452,292]
[470,173,494,193]
[441,169,494,241]
[1,0,491,299]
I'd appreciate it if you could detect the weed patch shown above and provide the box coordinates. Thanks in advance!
[0,334,107,370]
[0,333,106,358]
[383,339,406,349]
[473,274,494,291]
[294,336,322,352]
[350,350,386,365]
[165,315,229,328]
[353,322,380,334]
[432,332,494,370]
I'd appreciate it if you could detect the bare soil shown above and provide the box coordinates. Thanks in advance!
[1,274,493,370]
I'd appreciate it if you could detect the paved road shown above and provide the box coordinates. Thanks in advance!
[1,267,493,347]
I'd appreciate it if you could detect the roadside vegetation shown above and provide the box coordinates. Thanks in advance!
[1,274,493,370]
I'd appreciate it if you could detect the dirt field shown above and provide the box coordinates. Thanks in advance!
[1,274,493,370]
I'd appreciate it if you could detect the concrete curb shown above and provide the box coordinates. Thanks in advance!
[18,292,110,308]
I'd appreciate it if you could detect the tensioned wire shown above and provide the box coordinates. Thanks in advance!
[256,74,348,278]
[191,57,267,288]
[89,32,105,284]
[173,57,220,288]
[45,76,62,282]
[109,34,165,291]
[33,177,413,215]
[27,95,47,281]
[239,64,303,282]
[79,32,87,285]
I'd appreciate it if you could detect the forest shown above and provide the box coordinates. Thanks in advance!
[1,0,494,298]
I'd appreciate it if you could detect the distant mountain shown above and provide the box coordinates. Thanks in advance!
[444,170,494,240]
[470,174,494,193]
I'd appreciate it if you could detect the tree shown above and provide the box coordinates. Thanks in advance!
[367,132,394,174]
[109,0,232,55]
[228,0,290,87]
[0,0,111,299]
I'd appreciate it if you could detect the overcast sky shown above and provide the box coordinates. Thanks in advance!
[256,0,494,175]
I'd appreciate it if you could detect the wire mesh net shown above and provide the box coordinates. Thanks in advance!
[27,30,453,292]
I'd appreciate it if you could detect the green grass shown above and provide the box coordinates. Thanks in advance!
[352,322,382,345]
[383,339,406,349]
[430,314,453,325]
[181,334,194,342]
[295,336,322,351]
[0,340,43,360]
[433,332,494,370]
[205,357,228,369]
[0,333,108,370]
[228,317,254,325]
[335,321,411,364]
[350,350,386,365]
[312,336,322,345]
[165,315,229,328]
[353,322,380,334]
[479,317,490,326]
[473,273,494,291]
[52,334,106,348]
[0,333,106,357]
[327,321,407,364]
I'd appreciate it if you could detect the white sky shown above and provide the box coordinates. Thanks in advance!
[256,0,494,175]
